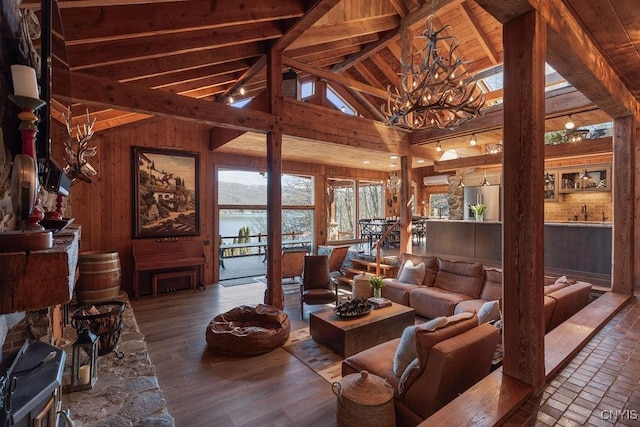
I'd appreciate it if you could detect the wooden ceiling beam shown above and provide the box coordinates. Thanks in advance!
[59,0,305,42]
[331,30,400,73]
[371,55,400,90]
[67,21,283,69]
[217,56,267,103]
[285,34,379,59]
[80,42,266,82]
[330,0,465,74]
[459,1,499,65]
[281,99,409,154]
[354,62,384,89]
[476,0,640,120]
[53,68,277,133]
[210,92,269,150]
[288,15,400,50]
[410,87,598,145]
[271,0,341,51]
[283,57,388,99]
[433,136,613,172]
[140,61,250,90]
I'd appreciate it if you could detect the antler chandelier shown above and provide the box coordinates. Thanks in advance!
[382,16,485,130]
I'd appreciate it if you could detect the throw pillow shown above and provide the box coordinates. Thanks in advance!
[544,275,573,295]
[398,260,427,285]
[477,300,501,324]
[393,316,447,376]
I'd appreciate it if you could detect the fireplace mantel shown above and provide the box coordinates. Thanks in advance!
[0,225,80,314]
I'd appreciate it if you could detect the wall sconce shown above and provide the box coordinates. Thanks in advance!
[9,64,46,230]
[71,328,99,391]
[435,141,442,152]
[282,68,301,100]
[469,134,477,146]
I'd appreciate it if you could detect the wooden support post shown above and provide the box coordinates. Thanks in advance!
[612,116,635,294]
[400,155,412,253]
[266,50,284,309]
[502,10,546,390]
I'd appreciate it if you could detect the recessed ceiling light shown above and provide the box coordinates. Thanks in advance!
[390,163,397,167]
[390,155,398,160]
[363,160,370,164]
[417,159,425,163]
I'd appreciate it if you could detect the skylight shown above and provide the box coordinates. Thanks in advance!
[327,85,356,115]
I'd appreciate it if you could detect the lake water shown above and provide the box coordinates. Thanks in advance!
[219,212,267,239]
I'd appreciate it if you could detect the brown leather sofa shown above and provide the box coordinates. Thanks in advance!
[381,253,592,332]
[342,313,500,426]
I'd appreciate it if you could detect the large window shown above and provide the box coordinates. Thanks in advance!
[429,193,450,219]
[327,178,384,242]
[218,169,314,279]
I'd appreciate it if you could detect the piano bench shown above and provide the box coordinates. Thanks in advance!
[151,270,196,297]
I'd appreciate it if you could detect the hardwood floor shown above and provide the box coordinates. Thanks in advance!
[131,282,338,427]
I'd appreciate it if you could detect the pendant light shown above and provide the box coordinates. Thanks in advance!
[469,134,477,146]
[578,167,592,180]
[481,171,490,186]
[435,141,442,152]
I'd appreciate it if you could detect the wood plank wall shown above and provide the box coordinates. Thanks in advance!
[54,117,389,295]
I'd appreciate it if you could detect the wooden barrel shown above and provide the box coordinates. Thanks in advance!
[76,252,121,304]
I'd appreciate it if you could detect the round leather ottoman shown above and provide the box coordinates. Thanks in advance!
[206,304,290,356]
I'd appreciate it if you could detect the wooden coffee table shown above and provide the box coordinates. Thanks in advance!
[309,303,415,357]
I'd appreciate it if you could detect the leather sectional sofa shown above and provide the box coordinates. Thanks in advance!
[381,252,592,332]
[342,312,500,426]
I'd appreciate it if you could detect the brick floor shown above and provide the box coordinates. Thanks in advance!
[510,296,640,426]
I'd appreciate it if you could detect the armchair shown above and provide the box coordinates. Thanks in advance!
[300,255,338,318]
[280,249,307,283]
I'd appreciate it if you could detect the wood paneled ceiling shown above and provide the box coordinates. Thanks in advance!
[20,0,640,171]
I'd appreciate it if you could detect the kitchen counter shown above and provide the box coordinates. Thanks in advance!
[425,220,611,277]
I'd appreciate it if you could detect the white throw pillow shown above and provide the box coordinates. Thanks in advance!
[393,316,447,376]
[398,260,426,285]
[477,300,501,324]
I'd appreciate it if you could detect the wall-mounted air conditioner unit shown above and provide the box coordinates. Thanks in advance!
[423,175,450,186]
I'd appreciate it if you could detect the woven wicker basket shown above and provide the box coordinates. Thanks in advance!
[332,370,395,427]
[352,274,373,299]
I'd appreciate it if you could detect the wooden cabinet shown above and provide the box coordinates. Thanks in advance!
[557,165,611,193]
[544,171,558,201]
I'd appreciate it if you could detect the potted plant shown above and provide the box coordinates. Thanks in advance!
[469,203,486,221]
[368,276,385,299]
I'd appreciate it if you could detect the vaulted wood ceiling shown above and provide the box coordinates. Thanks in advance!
[21,0,640,171]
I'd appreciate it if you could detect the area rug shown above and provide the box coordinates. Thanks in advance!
[219,277,261,287]
[255,276,302,294]
[282,327,343,384]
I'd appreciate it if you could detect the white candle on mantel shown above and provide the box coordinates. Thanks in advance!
[10,65,39,99]
[78,364,91,386]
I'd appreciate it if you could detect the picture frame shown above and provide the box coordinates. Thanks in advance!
[132,147,200,238]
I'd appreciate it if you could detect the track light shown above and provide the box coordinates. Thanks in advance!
[239,85,245,96]
[435,141,442,152]
[564,115,575,130]
[469,134,477,146]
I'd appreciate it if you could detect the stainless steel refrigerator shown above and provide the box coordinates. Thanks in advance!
[463,185,501,221]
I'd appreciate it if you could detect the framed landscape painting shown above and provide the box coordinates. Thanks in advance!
[133,147,200,238]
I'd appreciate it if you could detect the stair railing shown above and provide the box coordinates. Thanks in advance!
[370,219,400,277]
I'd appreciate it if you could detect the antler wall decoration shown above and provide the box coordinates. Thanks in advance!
[64,107,97,184]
